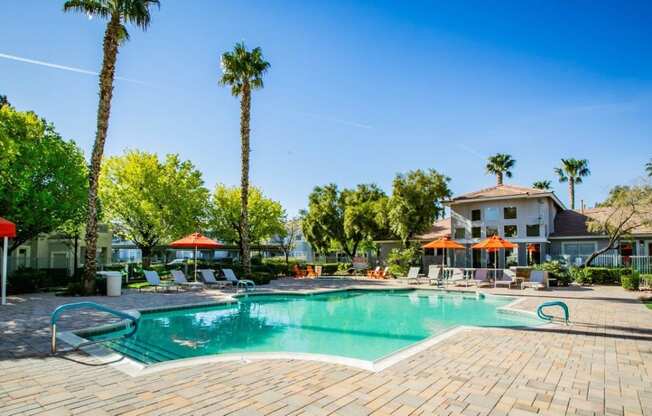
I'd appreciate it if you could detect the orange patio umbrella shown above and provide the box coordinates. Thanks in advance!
[423,236,465,268]
[472,235,516,275]
[169,232,223,281]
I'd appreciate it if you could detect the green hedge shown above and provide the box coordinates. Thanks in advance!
[534,261,571,286]
[621,271,640,290]
[571,267,636,286]
[8,267,74,294]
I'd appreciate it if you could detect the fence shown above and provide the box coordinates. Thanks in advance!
[553,254,652,274]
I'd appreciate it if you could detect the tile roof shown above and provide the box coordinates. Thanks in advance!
[451,184,549,202]
[550,207,652,237]
[414,217,451,241]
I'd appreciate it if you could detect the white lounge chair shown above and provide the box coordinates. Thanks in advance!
[494,269,515,288]
[199,269,231,288]
[171,270,204,290]
[472,268,491,287]
[223,269,256,291]
[143,270,178,292]
[522,270,547,290]
[428,265,443,286]
[399,267,421,284]
[448,268,467,286]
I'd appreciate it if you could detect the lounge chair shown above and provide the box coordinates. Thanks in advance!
[143,270,178,292]
[428,265,443,286]
[171,270,204,290]
[199,269,231,288]
[366,266,380,278]
[448,268,467,286]
[376,266,389,279]
[398,267,421,284]
[494,269,516,288]
[223,268,256,291]
[471,268,491,287]
[314,265,323,277]
[522,270,547,290]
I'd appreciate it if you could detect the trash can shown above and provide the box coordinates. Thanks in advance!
[100,271,122,297]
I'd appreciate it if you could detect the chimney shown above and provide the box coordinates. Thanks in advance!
[580,200,585,214]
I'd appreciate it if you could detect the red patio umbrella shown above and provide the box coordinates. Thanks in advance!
[423,236,465,268]
[0,217,16,305]
[169,232,222,281]
[472,235,516,277]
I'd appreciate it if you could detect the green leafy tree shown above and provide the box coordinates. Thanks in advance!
[585,185,652,266]
[302,184,388,259]
[64,0,160,292]
[555,158,590,209]
[0,94,9,108]
[646,159,652,177]
[532,180,552,190]
[208,185,285,259]
[388,169,451,247]
[99,150,209,267]
[219,42,271,277]
[0,106,88,252]
[270,218,301,274]
[485,153,516,185]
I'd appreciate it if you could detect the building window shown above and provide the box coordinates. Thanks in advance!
[454,228,465,239]
[486,226,498,237]
[485,207,499,221]
[471,227,481,238]
[526,224,540,237]
[471,209,481,221]
[505,248,518,267]
[504,225,517,238]
[503,206,517,219]
[424,248,434,256]
[562,242,596,257]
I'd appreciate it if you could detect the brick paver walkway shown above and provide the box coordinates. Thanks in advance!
[0,279,650,415]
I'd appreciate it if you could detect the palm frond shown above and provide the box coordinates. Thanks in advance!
[218,42,270,96]
[63,0,111,19]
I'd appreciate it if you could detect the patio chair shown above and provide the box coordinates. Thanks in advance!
[199,269,231,288]
[494,269,515,288]
[472,268,491,287]
[366,266,380,278]
[398,267,421,284]
[171,270,204,290]
[306,265,317,278]
[223,269,256,291]
[377,266,389,279]
[143,270,178,292]
[448,268,467,286]
[292,264,306,278]
[522,270,547,290]
[314,265,323,277]
[428,265,443,287]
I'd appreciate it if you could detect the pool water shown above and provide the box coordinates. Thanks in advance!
[90,290,540,364]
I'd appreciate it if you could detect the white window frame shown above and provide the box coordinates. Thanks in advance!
[561,241,597,257]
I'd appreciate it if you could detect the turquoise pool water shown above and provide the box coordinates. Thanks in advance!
[91,290,540,364]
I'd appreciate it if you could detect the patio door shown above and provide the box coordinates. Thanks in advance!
[472,249,482,268]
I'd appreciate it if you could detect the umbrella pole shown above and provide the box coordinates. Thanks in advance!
[194,246,198,282]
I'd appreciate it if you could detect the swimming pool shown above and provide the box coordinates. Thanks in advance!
[88,289,540,366]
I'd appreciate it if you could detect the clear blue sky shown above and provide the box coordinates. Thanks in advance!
[2,1,651,215]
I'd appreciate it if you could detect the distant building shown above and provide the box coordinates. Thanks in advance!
[8,223,113,276]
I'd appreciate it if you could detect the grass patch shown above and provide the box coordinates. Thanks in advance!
[644,299,652,310]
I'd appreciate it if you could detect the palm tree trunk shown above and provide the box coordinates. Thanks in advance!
[82,15,121,294]
[240,81,252,277]
[497,172,503,186]
[569,178,575,210]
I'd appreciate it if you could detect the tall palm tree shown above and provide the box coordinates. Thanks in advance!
[555,158,590,210]
[532,180,552,190]
[219,42,270,277]
[646,159,652,177]
[64,0,159,293]
[485,153,516,186]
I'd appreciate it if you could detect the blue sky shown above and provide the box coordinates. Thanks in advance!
[2,1,651,216]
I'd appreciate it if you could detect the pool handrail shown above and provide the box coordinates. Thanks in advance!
[536,300,569,324]
[50,301,139,354]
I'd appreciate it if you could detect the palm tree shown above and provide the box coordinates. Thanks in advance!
[485,153,516,186]
[646,159,652,177]
[219,43,270,277]
[64,0,159,293]
[532,180,552,190]
[555,158,590,210]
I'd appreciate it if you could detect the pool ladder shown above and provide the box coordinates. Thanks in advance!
[50,301,140,354]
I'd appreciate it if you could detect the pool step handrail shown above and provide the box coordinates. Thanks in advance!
[536,301,569,324]
[50,301,139,354]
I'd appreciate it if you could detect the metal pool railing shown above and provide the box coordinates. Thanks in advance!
[50,301,139,354]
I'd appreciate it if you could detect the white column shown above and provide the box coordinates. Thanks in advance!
[2,236,7,305]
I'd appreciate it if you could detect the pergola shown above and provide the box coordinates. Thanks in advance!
[0,217,16,305]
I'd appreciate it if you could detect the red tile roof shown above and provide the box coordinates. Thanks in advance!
[414,217,451,241]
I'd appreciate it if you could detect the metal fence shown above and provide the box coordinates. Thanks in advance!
[553,254,652,274]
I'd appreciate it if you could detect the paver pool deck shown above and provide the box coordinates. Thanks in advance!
[0,278,650,416]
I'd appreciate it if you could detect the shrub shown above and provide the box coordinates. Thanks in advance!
[7,268,44,294]
[387,247,420,277]
[621,271,640,291]
[570,267,592,285]
[534,261,571,286]
[582,267,621,285]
